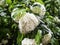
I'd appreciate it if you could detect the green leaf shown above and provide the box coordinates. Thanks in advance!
[35,30,42,45]
[17,32,24,45]
[8,4,14,12]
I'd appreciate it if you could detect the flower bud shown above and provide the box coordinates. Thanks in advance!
[42,32,52,45]
[0,0,5,6]
[11,8,26,23]
[30,2,46,19]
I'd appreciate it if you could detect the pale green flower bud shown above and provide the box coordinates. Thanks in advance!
[30,2,46,19]
[11,8,26,23]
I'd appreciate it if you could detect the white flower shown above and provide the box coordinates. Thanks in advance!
[42,32,52,45]
[11,8,26,23]
[30,2,46,18]
[19,13,39,34]
[22,38,36,45]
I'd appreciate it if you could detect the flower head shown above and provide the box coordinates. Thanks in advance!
[19,13,39,34]
[22,38,36,45]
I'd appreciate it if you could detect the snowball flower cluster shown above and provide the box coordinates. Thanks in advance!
[22,38,36,45]
[19,13,39,34]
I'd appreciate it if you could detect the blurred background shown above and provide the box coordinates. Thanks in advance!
[0,0,60,45]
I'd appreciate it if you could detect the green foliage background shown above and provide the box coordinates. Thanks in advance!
[0,0,60,45]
